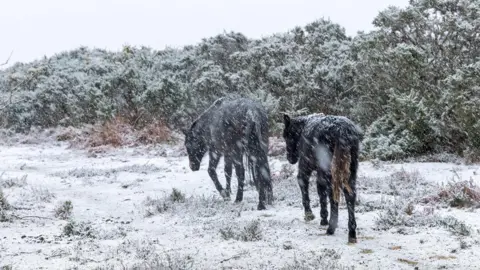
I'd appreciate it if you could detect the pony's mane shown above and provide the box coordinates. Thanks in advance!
[190,97,226,129]
[296,112,325,123]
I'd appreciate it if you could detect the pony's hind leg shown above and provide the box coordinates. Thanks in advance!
[233,152,246,204]
[326,186,339,235]
[316,170,329,226]
[344,185,357,243]
[208,150,228,200]
[345,148,359,244]
[224,155,233,198]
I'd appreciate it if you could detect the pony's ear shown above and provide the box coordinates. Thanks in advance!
[283,114,291,126]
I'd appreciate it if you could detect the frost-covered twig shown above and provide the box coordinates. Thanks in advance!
[11,214,53,220]
[219,251,248,263]
[0,51,13,67]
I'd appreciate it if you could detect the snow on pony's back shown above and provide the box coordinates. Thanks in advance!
[302,113,363,144]
[298,113,363,174]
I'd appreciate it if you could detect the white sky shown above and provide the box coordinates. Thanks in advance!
[1,0,409,67]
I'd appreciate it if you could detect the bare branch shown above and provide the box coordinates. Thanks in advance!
[0,51,14,67]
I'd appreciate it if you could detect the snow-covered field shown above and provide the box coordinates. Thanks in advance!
[1,136,480,270]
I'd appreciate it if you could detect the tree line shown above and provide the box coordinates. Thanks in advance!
[1,0,479,161]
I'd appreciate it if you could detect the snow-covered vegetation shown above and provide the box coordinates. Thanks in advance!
[1,137,480,269]
[2,0,480,161]
[1,0,480,269]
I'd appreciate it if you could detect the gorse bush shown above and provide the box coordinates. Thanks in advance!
[2,0,480,160]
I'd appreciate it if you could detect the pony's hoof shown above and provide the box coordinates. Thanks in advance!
[304,212,315,222]
[348,237,357,244]
[234,199,242,204]
[326,227,335,235]
[320,219,329,226]
[257,204,266,210]
[219,190,229,200]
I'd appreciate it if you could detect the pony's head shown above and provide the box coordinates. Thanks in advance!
[183,121,208,171]
[282,114,303,164]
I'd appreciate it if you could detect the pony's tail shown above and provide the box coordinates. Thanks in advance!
[331,141,353,203]
[244,154,258,190]
[245,119,273,205]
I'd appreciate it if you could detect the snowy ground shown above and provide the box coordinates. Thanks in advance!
[1,137,480,270]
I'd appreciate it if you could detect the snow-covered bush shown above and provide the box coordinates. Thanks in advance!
[2,0,480,160]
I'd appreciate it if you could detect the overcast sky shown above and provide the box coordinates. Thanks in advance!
[1,0,409,67]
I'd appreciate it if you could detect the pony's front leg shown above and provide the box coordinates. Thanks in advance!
[224,155,233,198]
[208,151,228,200]
[297,161,314,221]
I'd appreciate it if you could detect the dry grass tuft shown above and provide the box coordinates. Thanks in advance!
[64,116,174,149]
[87,116,132,148]
[397,258,418,266]
[423,179,480,208]
[137,119,171,145]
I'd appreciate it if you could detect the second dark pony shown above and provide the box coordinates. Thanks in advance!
[282,113,362,243]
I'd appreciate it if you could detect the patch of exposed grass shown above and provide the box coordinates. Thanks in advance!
[143,196,170,217]
[397,258,418,266]
[0,173,27,188]
[359,168,436,201]
[137,119,172,145]
[142,188,187,217]
[54,200,73,220]
[0,187,12,222]
[107,239,195,269]
[278,249,346,270]
[424,179,480,208]
[82,116,173,149]
[142,189,225,219]
[429,255,456,260]
[63,220,96,238]
[361,249,374,254]
[52,163,163,179]
[28,185,56,202]
[169,188,186,203]
[220,220,263,242]
[0,187,9,210]
[436,216,472,236]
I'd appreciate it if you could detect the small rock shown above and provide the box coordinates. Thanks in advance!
[283,241,293,250]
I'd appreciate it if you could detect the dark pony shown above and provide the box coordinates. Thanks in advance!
[282,113,362,243]
[183,97,273,210]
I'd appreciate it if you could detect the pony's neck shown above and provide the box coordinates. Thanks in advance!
[192,113,211,140]
[295,117,309,131]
